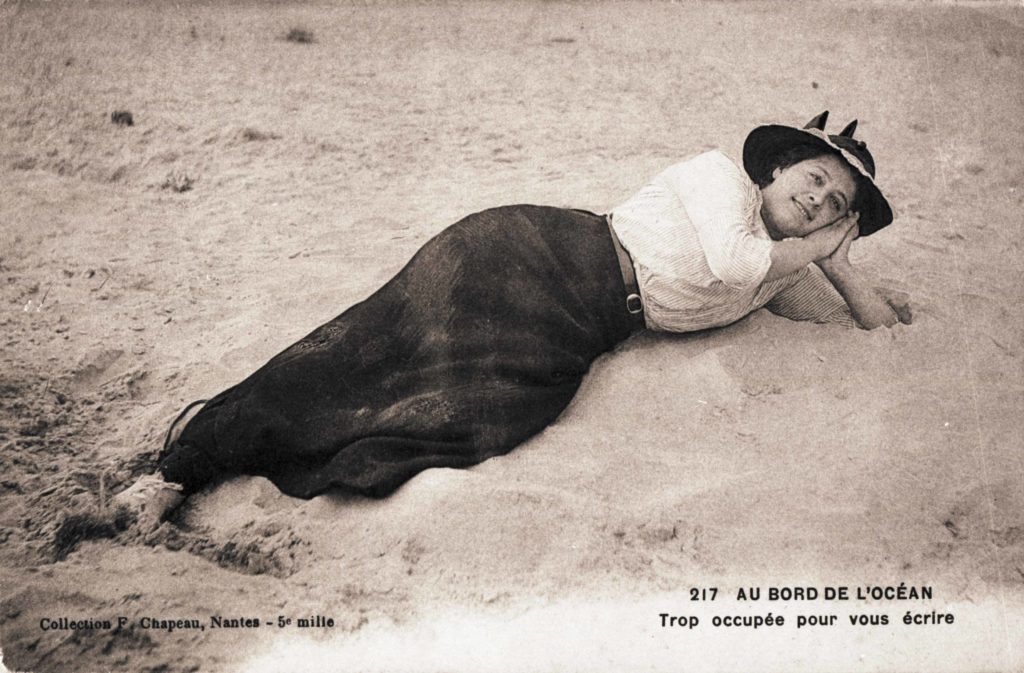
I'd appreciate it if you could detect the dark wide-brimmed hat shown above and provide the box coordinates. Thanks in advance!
[743,111,894,236]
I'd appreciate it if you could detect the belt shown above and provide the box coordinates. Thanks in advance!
[606,214,645,329]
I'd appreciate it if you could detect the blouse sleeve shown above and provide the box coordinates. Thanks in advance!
[765,266,857,327]
[658,150,773,290]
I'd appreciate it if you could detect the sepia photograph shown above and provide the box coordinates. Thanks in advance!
[1,0,1021,671]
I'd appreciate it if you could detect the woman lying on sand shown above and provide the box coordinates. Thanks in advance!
[114,111,911,531]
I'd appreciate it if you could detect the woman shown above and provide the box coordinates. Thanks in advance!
[115,112,912,530]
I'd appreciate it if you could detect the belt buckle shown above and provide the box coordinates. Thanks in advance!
[626,293,643,315]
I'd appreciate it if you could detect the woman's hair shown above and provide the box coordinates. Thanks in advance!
[757,142,869,217]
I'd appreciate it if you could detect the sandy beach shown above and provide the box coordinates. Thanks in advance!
[1,1,1022,671]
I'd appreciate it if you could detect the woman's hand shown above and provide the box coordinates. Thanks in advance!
[805,213,858,261]
[764,215,857,282]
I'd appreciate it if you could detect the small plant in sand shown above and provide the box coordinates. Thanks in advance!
[110,110,134,126]
[238,127,280,142]
[53,508,132,561]
[161,171,195,193]
[52,472,132,561]
[285,27,314,44]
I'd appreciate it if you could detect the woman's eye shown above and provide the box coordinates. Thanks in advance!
[812,173,823,186]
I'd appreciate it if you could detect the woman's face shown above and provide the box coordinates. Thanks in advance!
[759,153,858,240]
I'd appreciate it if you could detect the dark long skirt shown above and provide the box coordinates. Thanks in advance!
[158,205,639,498]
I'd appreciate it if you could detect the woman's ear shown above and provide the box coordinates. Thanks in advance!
[771,166,782,181]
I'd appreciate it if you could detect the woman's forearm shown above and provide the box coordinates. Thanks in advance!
[816,260,898,329]
[765,238,824,282]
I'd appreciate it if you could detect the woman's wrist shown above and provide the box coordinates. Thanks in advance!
[817,256,852,277]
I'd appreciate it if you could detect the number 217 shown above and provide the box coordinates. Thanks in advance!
[690,587,717,601]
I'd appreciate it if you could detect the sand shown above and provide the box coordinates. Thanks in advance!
[1,1,1022,671]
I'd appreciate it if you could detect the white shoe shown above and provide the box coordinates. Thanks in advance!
[112,474,185,532]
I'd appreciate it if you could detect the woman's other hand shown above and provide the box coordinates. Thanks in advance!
[875,286,913,325]
[813,217,913,330]
[817,216,914,327]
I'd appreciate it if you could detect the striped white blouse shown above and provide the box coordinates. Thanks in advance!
[610,150,855,332]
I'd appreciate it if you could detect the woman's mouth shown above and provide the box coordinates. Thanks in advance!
[793,198,811,221]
